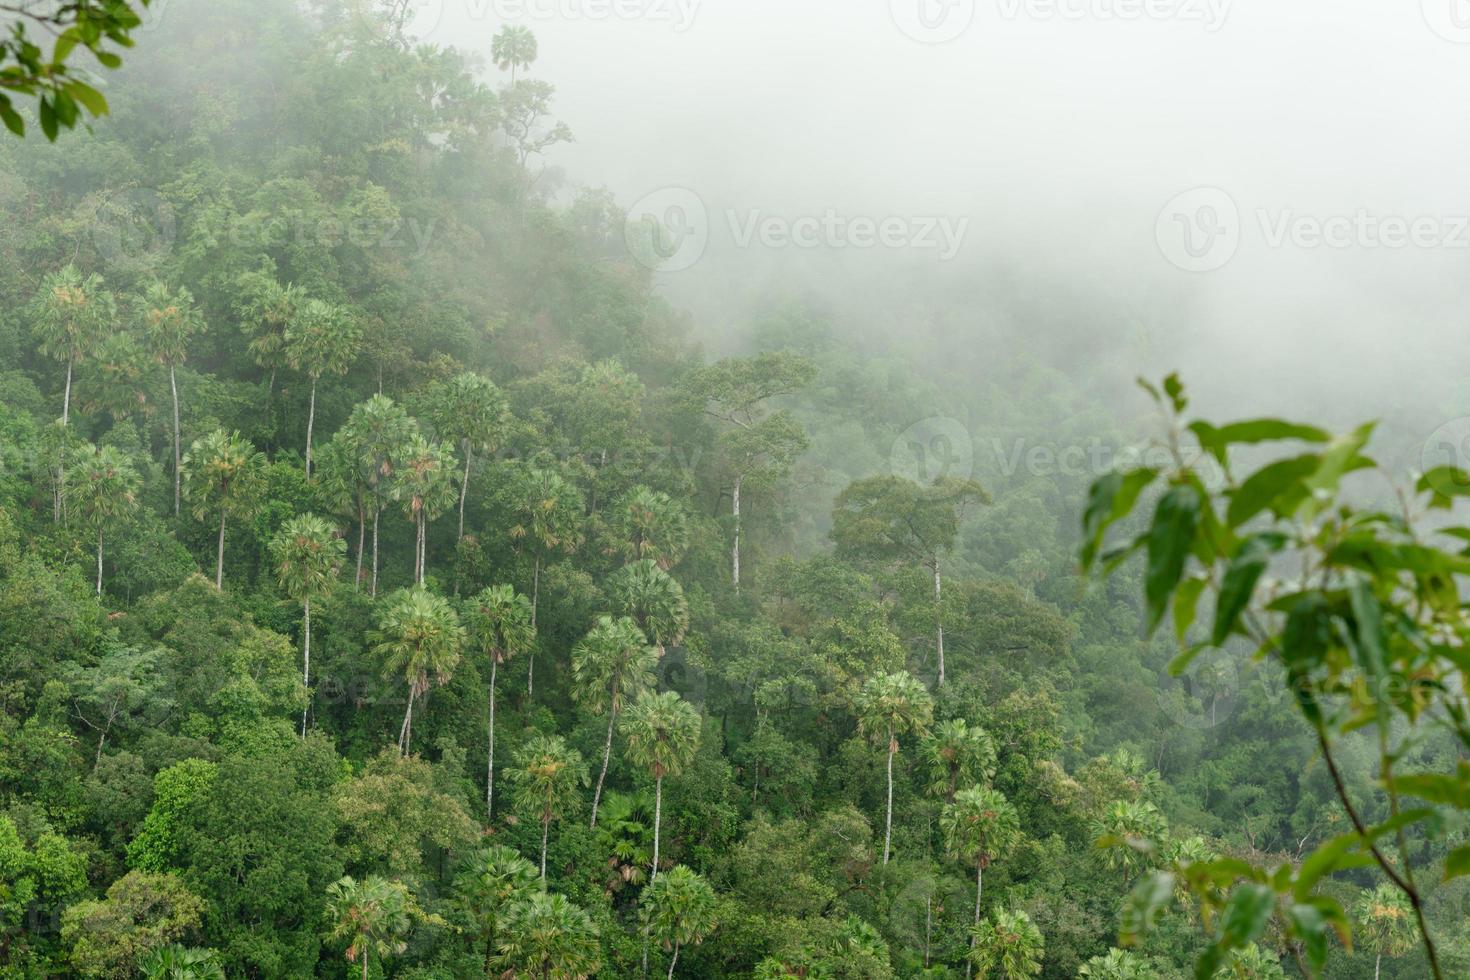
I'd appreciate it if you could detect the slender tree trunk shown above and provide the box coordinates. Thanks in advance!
[590,707,617,828]
[667,943,680,980]
[934,559,945,686]
[1375,953,1382,980]
[300,598,311,737]
[305,376,317,479]
[362,952,369,980]
[170,364,181,516]
[527,557,540,699]
[56,358,72,523]
[95,525,103,596]
[459,447,471,541]
[399,692,413,755]
[884,726,895,864]
[63,357,73,426]
[486,659,498,821]
[966,862,984,980]
[652,774,663,882]
[415,511,425,584]
[355,496,365,591]
[371,507,380,596]
[924,896,932,968]
[539,814,550,880]
[731,474,741,592]
[215,506,227,590]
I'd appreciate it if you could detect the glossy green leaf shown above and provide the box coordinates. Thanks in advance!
[1145,485,1200,634]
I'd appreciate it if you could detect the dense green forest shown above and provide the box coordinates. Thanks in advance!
[0,2,1467,978]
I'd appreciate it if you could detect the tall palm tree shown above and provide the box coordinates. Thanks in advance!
[32,265,114,522]
[465,584,536,821]
[181,429,264,590]
[270,514,345,736]
[506,733,587,880]
[235,272,299,404]
[393,434,457,585]
[496,892,600,979]
[425,372,508,542]
[507,465,583,694]
[324,875,419,980]
[969,908,1044,980]
[1354,883,1416,980]
[67,444,140,596]
[81,329,152,425]
[924,719,997,803]
[317,432,370,590]
[491,24,538,84]
[943,786,1020,978]
[341,394,417,595]
[640,864,717,979]
[453,844,539,974]
[369,588,464,756]
[138,944,226,980]
[854,671,933,865]
[608,486,689,570]
[1090,799,1168,882]
[135,281,203,515]
[284,298,361,479]
[606,560,689,653]
[572,615,659,828]
[620,691,700,882]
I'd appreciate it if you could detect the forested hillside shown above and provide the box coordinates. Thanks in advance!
[0,2,1463,978]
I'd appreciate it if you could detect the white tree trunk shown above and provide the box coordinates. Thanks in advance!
[305,376,317,479]
[934,559,945,686]
[399,691,414,756]
[170,364,181,516]
[355,499,365,591]
[667,943,680,980]
[540,816,550,881]
[459,447,471,541]
[966,862,984,980]
[96,526,103,596]
[527,557,541,698]
[371,508,380,596]
[731,474,742,591]
[300,598,311,737]
[883,725,895,864]
[590,707,617,828]
[215,506,227,590]
[486,659,497,821]
[652,774,663,882]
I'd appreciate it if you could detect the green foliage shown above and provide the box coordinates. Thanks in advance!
[970,907,1045,980]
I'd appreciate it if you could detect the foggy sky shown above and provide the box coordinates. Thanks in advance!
[420,0,1470,433]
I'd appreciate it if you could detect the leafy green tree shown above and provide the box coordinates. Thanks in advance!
[81,329,151,425]
[640,864,717,979]
[61,870,205,980]
[324,875,422,980]
[453,845,539,974]
[943,786,1020,974]
[1354,884,1416,980]
[686,351,815,591]
[496,892,600,978]
[608,486,689,570]
[924,719,997,803]
[1079,948,1157,979]
[572,614,659,828]
[135,282,203,515]
[832,474,988,685]
[1091,799,1168,882]
[181,430,264,590]
[392,435,457,585]
[0,0,148,138]
[127,759,219,873]
[137,944,226,980]
[499,79,572,194]
[235,273,300,404]
[369,588,464,756]
[491,24,538,84]
[621,691,701,881]
[339,395,416,595]
[64,643,167,768]
[607,559,689,653]
[68,443,141,596]
[506,465,583,693]
[506,733,587,880]
[465,584,536,821]
[270,514,346,736]
[970,908,1044,980]
[854,670,933,865]
[424,372,508,542]
[284,299,361,479]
